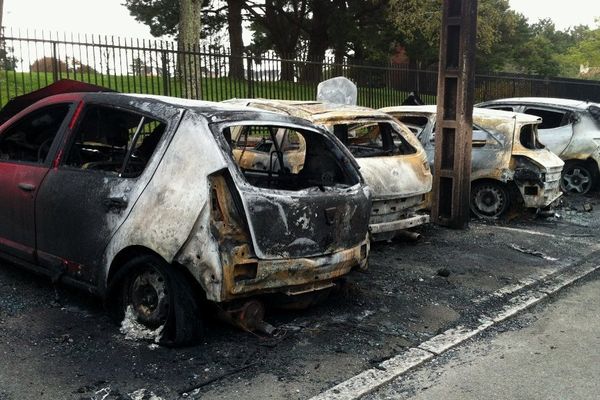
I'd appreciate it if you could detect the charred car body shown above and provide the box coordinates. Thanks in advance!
[381,106,564,219]
[0,87,371,345]
[477,97,600,194]
[224,99,433,241]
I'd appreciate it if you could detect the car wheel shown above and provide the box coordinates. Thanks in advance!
[561,162,594,194]
[109,254,202,346]
[470,181,510,219]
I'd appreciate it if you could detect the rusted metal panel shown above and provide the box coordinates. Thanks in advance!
[432,0,478,229]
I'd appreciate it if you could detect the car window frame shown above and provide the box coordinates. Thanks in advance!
[522,106,571,130]
[59,102,169,179]
[0,102,76,168]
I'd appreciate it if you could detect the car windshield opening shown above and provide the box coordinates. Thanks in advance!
[333,122,417,158]
[228,124,359,191]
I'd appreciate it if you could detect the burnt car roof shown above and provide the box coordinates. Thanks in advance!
[0,79,115,125]
[380,105,542,125]
[477,97,600,111]
[225,98,396,122]
[1,91,321,130]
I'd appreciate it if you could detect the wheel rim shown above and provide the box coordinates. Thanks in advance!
[561,167,592,194]
[128,267,170,329]
[472,184,507,218]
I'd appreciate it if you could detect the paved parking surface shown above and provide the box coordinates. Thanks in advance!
[0,195,599,399]
[366,272,600,400]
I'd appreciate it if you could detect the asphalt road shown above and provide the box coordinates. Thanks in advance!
[369,273,600,400]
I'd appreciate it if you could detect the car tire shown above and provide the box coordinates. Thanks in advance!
[560,161,595,194]
[470,181,510,219]
[108,254,203,347]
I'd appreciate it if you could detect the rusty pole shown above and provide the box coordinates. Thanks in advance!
[431,0,478,229]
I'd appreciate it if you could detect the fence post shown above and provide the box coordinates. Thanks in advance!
[246,54,254,98]
[161,51,170,96]
[51,41,59,82]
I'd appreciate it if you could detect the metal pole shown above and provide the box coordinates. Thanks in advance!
[431,0,478,229]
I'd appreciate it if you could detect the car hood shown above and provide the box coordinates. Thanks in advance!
[356,153,433,200]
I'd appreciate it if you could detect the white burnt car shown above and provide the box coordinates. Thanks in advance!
[477,98,600,194]
[381,106,564,219]
[0,82,371,345]
[224,99,433,241]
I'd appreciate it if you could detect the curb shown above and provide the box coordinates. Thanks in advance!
[309,262,600,400]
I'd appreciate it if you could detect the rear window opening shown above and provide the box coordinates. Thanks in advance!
[332,122,417,158]
[397,116,429,137]
[227,124,359,191]
[519,124,545,150]
[524,108,569,129]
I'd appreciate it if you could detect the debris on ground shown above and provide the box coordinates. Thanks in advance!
[119,306,164,343]
[437,268,451,278]
[508,244,559,262]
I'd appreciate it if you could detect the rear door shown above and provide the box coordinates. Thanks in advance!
[35,102,177,284]
[0,103,73,262]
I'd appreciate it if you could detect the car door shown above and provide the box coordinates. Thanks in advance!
[34,102,177,284]
[0,103,73,262]
[522,106,574,155]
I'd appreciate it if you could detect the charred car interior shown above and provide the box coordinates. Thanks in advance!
[227,124,359,191]
[331,121,418,158]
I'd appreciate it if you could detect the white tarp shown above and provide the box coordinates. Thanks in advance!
[317,77,357,106]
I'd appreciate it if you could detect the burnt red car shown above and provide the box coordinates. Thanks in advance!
[0,81,371,345]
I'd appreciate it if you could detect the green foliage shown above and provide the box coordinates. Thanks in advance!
[0,40,18,71]
[557,23,600,79]
[123,0,225,40]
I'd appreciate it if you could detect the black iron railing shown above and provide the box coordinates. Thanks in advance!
[0,29,599,108]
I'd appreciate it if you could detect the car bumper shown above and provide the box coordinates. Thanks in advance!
[369,213,431,235]
[519,171,563,208]
[221,237,369,300]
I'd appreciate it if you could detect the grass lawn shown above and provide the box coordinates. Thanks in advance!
[0,71,420,109]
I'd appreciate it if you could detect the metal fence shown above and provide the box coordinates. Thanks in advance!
[0,29,599,108]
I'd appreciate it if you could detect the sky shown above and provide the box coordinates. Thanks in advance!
[3,0,600,40]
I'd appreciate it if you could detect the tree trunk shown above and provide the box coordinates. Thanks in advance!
[299,0,331,83]
[0,0,4,31]
[227,0,245,79]
[178,0,202,99]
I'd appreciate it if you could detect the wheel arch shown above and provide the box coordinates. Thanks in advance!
[104,245,206,304]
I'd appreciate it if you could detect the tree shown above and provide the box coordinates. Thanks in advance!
[227,0,245,79]
[387,0,529,71]
[246,0,308,81]
[130,57,153,75]
[558,23,600,78]
[124,0,245,80]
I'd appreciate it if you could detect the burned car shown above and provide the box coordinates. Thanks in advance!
[0,85,371,345]
[477,98,600,194]
[224,99,433,241]
[380,106,564,219]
